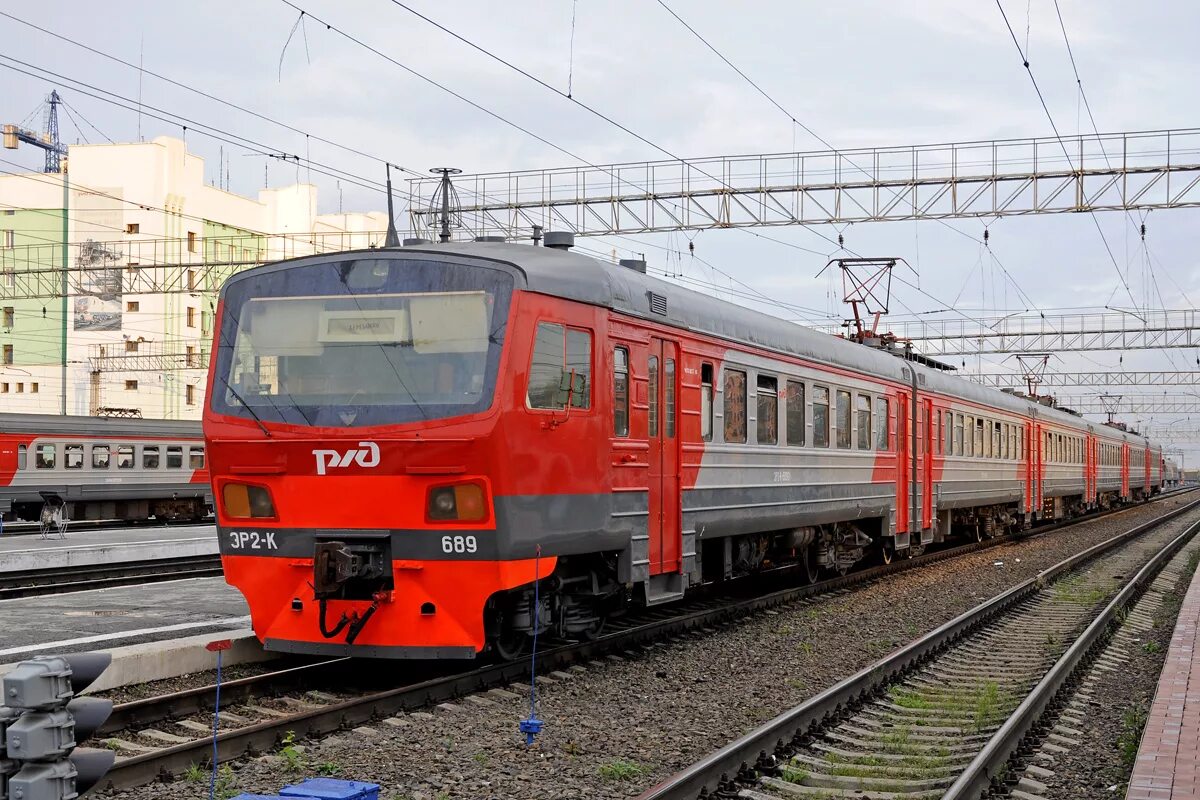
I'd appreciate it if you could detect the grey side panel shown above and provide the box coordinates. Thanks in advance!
[684,482,894,540]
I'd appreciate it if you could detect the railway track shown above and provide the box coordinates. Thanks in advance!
[638,494,1200,800]
[85,491,1194,794]
[0,554,224,599]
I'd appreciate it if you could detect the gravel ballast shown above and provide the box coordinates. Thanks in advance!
[94,494,1200,800]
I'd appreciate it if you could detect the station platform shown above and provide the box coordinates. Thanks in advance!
[0,522,217,573]
[1127,562,1200,799]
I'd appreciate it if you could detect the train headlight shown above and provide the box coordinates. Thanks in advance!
[222,482,277,519]
[426,482,488,523]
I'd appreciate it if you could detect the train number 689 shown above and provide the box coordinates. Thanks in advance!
[441,535,478,554]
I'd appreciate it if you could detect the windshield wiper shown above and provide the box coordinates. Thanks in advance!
[217,374,272,438]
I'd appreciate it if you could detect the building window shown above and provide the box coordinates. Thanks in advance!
[125,223,140,234]
[2,344,12,365]
[92,445,110,469]
[812,385,830,447]
[723,369,747,443]
[142,446,160,469]
[186,345,196,367]
[526,322,591,410]
[875,397,890,450]
[186,307,196,327]
[700,363,713,442]
[648,355,659,437]
[0,383,6,393]
[189,446,205,470]
[29,382,37,393]
[15,383,22,393]
[65,444,83,469]
[1,270,13,289]
[127,301,139,312]
[117,445,134,468]
[166,445,184,469]
[786,380,805,447]
[125,379,138,390]
[856,394,872,450]
[756,375,777,445]
[187,231,197,252]
[35,443,56,469]
[125,340,139,353]
[2,230,13,249]
[2,306,12,327]
[835,390,852,449]
[186,383,196,405]
[187,269,197,290]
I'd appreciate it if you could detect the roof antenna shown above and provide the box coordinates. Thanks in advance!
[384,163,400,247]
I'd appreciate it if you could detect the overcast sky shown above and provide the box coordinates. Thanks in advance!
[4,0,1200,458]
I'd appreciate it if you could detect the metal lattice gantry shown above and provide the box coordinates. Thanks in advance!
[859,310,1200,356]
[407,128,1200,238]
[0,230,388,301]
[1055,395,1200,414]
[970,371,1200,388]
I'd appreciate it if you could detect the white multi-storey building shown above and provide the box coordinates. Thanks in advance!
[0,136,388,419]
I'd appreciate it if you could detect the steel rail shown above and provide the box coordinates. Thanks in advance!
[636,492,1200,800]
[0,555,223,599]
[91,490,1193,792]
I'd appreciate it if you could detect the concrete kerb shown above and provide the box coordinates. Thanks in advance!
[0,536,218,572]
[0,629,275,693]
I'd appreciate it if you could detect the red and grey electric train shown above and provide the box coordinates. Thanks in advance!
[0,413,210,523]
[204,239,1165,659]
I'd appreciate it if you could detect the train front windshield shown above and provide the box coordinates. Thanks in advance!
[211,256,514,428]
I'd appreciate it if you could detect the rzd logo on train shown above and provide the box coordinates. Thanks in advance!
[312,441,380,475]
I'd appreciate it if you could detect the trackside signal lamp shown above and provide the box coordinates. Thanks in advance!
[1,653,115,799]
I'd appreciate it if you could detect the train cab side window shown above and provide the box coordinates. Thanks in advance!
[190,447,205,470]
[856,394,872,450]
[786,381,805,446]
[142,446,160,469]
[875,397,889,451]
[613,347,629,437]
[92,445,110,469]
[813,386,830,447]
[35,443,55,469]
[835,390,852,449]
[527,322,592,410]
[117,445,134,469]
[700,364,714,442]
[723,369,747,444]
[166,445,184,469]
[756,375,778,445]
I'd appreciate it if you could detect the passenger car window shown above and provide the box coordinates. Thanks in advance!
[35,443,56,469]
[875,397,889,450]
[143,446,160,469]
[92,445,110,469]
[856,395,872,450]
[117,445,135,468]
[700,364,714,442]
[812,386,830,447]
[189,447,205,470]
[786,381,805,446]
[756,375,777,445]
[613,347,629,437]
[17,444,26,470]
[954,414,964,456]
[65,444,83,469]
[167,445,184,469]
[723,369,747,443]
[835,390,852,449]
[527,322,591,410]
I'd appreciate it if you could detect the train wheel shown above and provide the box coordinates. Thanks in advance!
[492,630,529,661]
[801,546,819,584]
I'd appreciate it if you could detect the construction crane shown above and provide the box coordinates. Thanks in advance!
[3,90,66,173]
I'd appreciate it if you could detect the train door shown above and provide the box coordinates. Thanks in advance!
[1121,443,1130,499]
[921,399,934,530]
[647,337,681,574]
[1033,422,1044,517]
[895,391,910,534]
[1144,446,1152,491]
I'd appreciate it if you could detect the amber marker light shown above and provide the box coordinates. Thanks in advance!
[222,482,277,519]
